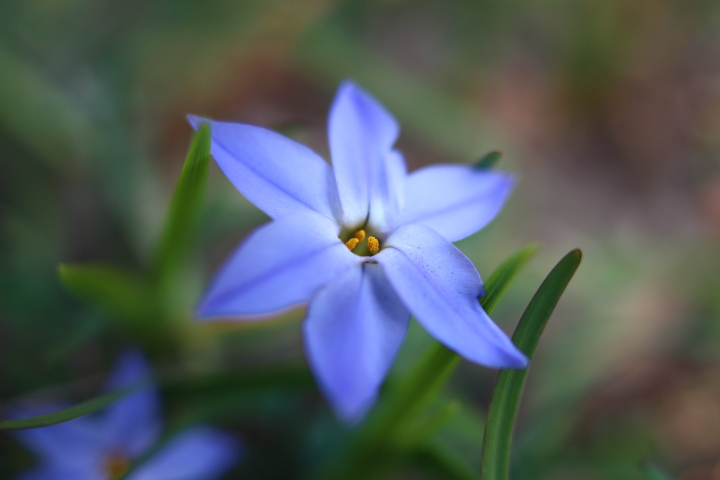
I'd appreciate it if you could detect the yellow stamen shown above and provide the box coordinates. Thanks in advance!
[105,455,130,480]
[367,236,379,255]
[354,230,366,242]
[345,238,360,251]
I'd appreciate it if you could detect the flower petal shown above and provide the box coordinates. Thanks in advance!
[129,427,240,480]
[304,263,410,422]
[13,467,98,480]
[386,149,407,214]
[197,212,361,318]
[328,81,404,232]
[102,349,161,457]
[401,165,514,242]
[188,115,342,223]
[12,412,105,472]
[376,224,527,368]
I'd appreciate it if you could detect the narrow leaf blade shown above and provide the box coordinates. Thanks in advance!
[59,264,152,316]
[413,440,478,480]
[481,249,582,480]
[153,123,211,278]
[474,151,503,170]
[481,244,538,313]
[0,389,128,430]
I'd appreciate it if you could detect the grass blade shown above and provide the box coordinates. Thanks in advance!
[474,151,502,170]
[481,244,538,313]
[481,249,582,480]
[58,264,152,318]
[0,388,129,431]
[58,263,158,341]
[413,440,478,480]
[153,123,211,279]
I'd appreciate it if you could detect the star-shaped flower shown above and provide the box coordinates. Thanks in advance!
[190,81,527,422]
[13,350,239,480]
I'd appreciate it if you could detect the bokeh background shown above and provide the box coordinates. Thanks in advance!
[3,0,720,479]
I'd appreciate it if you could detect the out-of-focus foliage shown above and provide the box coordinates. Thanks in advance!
[2,0,720,479]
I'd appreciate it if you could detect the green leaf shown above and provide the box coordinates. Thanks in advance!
[59,264,154,321]
[58,263,167,347]
[162,365,315,413]
[0,43,92,168]
[152,123,211,280]
[481,244,538,313]
[396,400,461,450]
[314,244,538,480]
[474,151,502,170]
[413,440,478,480]
[480,249,582,480]
[0,388,130,430]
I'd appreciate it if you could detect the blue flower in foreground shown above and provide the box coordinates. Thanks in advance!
[189,81,528,422]
[13,350,239,480]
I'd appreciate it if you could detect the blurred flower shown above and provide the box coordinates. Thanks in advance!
[189,81,527,422]
[13,350,239,480]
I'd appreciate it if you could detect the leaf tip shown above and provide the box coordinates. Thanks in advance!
[474,150,503,170]
[57,263,73,282]
[196,121,211,137]
[521,243,540,257]
[566,248,583,264]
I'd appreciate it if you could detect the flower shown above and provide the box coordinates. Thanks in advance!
[13,350,240,480]
[189,81,527,422]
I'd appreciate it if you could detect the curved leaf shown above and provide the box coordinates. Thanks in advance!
[0,388,129,431]
[474,151,502,170]
[153,123,211,279]
[480,249,582,480]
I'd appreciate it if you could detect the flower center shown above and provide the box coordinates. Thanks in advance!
[104,454,130,480]
[340,227,381,256]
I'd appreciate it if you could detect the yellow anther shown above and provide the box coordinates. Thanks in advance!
[367,236,379,255]
[345,238,360,251]
[105,455,130,480]
[354,230,366,242]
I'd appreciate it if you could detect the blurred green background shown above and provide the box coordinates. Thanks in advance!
[3,0,720,479]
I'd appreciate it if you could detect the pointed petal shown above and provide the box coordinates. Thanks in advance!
[188,116,342,222]
[304,263,409,422]
[12,412,105,472]
[329,81,404,231]
[13,467,98,480]
[376,224,527,368]
[102,349,161,457]
[198,212,361,318]
[401,165,514,242]
[386,149,407,214]
[129,427,240,480]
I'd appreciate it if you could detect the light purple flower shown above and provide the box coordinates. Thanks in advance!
[189,81,527,422]
[13,350,239,480]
